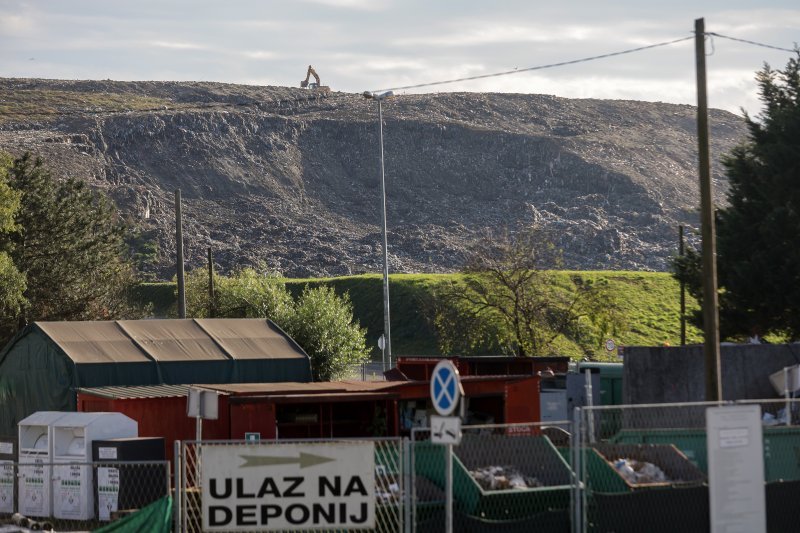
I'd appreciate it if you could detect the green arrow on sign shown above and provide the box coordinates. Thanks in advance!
[239,452,334,469]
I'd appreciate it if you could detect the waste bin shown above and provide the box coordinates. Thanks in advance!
[415,434,573,521]
[587,443,708,533]
[52,413,137,520]
[0,436,17,514]
[91,437,166,521]
[18,411,68,517]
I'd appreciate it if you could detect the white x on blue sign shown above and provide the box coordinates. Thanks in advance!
[430,360,461,416]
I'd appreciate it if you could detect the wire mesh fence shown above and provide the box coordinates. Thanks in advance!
[411,421,574,533]
[575,399,800,533]
[0,460,169,531]
[180,438,405,533]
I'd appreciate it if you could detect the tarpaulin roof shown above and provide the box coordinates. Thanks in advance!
[36,319,308,363]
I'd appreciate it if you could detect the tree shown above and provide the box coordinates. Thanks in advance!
[285,286,370,382]
[432,226,625,357]
[673,52,800,339]
[0,155,26,332]
[0,153,138,330]
[185,268,370,381]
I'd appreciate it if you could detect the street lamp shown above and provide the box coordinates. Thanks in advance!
[363,90,394,369]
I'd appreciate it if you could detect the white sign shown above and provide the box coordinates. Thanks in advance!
[202,442,375,531]
[430,416,461,445]
[430,360,461,416]
[0,442,13,455]
[707,405,766,533]
[97,467,120,521]
[0,461,13,513]
[188,388,220,420]
[98,447,118,460]
[605,339,616,352]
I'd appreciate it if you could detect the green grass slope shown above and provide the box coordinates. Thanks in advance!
[136,271,700,360]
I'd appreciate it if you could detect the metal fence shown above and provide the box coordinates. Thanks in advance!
[178,438,407,533]
[411,421,574,533]
[168,400,800,532]
[338,362,389,381]
[0,460,170,531]
[574,399,800,533]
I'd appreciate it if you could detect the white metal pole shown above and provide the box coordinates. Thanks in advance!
[173,440,182,533]
[378,99,392,368]
[784,367,791,425]
[445,443,453,533]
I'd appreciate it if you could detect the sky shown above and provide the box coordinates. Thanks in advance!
[1,1,798,116]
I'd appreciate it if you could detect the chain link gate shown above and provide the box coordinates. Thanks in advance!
[176,438,409,533]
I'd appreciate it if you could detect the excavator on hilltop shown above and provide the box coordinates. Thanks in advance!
[300,65,330,93]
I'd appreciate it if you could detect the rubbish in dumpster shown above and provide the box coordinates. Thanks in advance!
[612,458,669,484]
[469,466,543,490]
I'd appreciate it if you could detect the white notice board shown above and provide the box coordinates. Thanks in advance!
[706,404,766,533]
[202,442,375,531]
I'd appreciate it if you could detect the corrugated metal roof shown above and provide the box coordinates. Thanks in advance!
[197,380,399,395]
[76,384,226,400]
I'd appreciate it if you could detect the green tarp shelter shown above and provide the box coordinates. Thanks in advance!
[0,319,311,436]
[93,495,172,533]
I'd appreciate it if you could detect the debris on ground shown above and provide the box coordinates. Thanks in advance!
[612,458,669,484]
[469,466,543,490]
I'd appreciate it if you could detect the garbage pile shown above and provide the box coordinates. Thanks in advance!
[469,466,543,490]
[612,458,669,484]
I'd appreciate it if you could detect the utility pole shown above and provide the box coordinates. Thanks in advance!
[679,225,686,346]
[175,189,186,319]
[695,18,722,401]
[208,247,215,318]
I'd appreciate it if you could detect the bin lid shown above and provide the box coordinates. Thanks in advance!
[52,412,133,428]
[19,411,69,427]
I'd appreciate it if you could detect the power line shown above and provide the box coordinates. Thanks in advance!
[706,32,796,53]
[372,35,695,93]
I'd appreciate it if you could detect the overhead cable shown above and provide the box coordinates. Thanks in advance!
[371,35,695,93]
[705,32,796,53]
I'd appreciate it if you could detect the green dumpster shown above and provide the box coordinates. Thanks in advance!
[414,435,573,521]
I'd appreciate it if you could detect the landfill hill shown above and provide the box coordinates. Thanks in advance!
[0,78,747,279]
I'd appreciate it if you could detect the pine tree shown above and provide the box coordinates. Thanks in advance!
[2,153,137,329]
[675,52,800,339]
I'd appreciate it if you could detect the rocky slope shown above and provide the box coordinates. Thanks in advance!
[0,78,747,278]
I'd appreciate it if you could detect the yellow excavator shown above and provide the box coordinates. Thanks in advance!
[300,65,330,92]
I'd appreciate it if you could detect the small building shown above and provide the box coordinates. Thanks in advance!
[0,319,312,436]
[77,374,541,460]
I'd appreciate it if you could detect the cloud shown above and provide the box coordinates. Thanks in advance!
[295,0,389,11]
[147,40,210,51]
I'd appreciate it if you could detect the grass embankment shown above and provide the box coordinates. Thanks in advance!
[135,271,701,360]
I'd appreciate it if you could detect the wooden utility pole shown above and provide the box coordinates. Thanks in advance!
[679,225,686,346]
[207,246,215,318]
[695,18,722,401]
[175,189,186,319]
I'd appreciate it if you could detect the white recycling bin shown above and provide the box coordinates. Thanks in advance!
[18,411,68,517]
[51,413,137,521]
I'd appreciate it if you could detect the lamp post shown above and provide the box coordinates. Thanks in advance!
[363,90,394,368]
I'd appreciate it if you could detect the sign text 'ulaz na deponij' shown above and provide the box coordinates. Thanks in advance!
[201,442,376,531]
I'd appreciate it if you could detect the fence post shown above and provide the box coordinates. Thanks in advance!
[571,407,583,533]
[402,437,412,533]
[173,440,182,533]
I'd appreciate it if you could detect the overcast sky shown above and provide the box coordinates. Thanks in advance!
[1,1,797,116]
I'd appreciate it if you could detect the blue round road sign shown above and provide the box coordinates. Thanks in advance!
[430,360,461,416]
